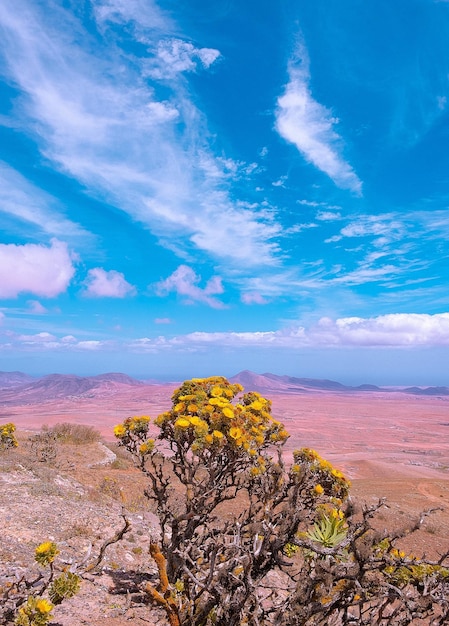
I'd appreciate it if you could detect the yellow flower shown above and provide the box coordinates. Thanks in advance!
[35,541,59,566]
[229,426,242,440]
[250,400,264,410]
[205,434,214,444]
[174,402,186,413]
[222,407,234,418]
[213,430,224,439]
[314,484,324,495]
[187,403,199,413]
[211,386,223,397]
[174,418,190,429]
[139,440,155,455]
[35,599,53,614]
[113,424,126,438]
[330,508,345,520]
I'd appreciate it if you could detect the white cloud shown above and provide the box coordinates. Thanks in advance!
[127,312,449,351]
[27,300,48,314]
[0,162,91,240]
[0,1,279,268]
[241,292,268,305]
[275,44,362,194]
[313,313,449,347]
[316,210,341,221]
[146,39,220,79]
[339,215,403,239]
[3,312,449,355]
[83,268,136,298]
[156,265,225,308]
[93,0,171,32]
[17,331,56,343]
[0,239,75,298]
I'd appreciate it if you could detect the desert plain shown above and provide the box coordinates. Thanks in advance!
[2,382,448,481]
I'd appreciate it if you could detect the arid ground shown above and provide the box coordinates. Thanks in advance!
[1,383,449,624]
[2,383,448,479]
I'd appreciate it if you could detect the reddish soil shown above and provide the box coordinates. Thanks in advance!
[2,385,448,479]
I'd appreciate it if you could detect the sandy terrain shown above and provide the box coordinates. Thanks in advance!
[2,385,448,481]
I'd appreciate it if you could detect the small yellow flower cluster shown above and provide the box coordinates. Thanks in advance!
[293,448,350,500]
[154,377,289,458]
[15,596,53,626]
[0,422,18,449]
[114,415,151,439]
[139,440,155,456]
[35,542,59,566]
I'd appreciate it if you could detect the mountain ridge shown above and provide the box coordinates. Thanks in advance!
[0,369,448,403]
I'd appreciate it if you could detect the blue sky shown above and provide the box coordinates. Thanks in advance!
[1,0,449,385]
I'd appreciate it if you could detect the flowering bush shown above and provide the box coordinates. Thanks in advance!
[0,422,18,451]
[1,541,80,626]
[115,376,449,625]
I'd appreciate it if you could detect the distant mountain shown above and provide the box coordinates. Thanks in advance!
[0,372,144,404]
[403,386,449,396]
[230,370,382,394]
[0,370,447,404]
[0,371,36,389]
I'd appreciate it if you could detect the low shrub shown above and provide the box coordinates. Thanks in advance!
[0,423,18,451]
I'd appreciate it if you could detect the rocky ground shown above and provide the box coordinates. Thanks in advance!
[0,434,169,625]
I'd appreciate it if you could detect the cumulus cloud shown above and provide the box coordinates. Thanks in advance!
[3,312,449,356]
[275,43,362,194]
[127,312,449,351]
[0,329,114,352]
[0,239,75,298]
[312,313,449,346]
[156,265,225,308]
[83,268,136,298]
[155,317,172,324]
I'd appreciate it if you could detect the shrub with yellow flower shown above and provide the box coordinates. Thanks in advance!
[112,376,449,626]
[0,421,18,450]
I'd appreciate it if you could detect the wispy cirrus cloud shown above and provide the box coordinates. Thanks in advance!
[83,268,136,298]
[275,43,362,195]
[0,162,91,240]
[0,239,76,298]
[0,0,280,268]
[156,265,225,308]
